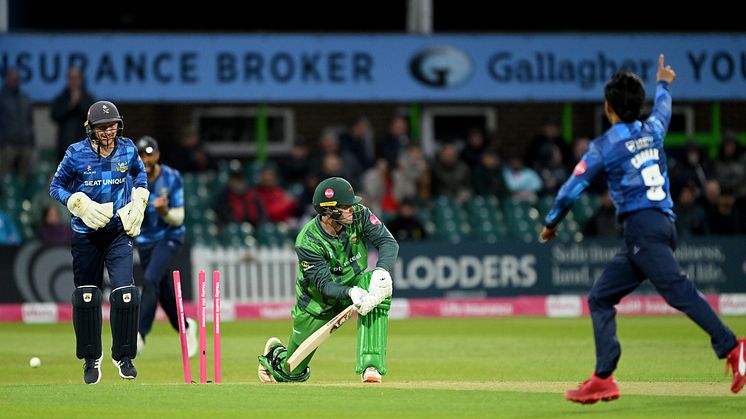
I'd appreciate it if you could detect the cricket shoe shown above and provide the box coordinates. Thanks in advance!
[565,373,619,404]
[361,367,382,383]
[258,337,283,383]
[725,338,746,394]
[186,318,198,359]
[136,332,145,356]
[112,357,138,379]
[83,353,103,385]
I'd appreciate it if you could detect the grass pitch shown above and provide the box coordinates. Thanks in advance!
[1,316,745,418]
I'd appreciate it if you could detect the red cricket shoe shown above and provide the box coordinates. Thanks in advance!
[725,338,746,394]
[565,373,620,404]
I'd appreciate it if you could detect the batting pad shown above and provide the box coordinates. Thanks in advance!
[110,285,140,361]
[356,297,390,375]
[72,286,102,359]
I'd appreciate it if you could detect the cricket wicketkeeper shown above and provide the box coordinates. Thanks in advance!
[258,177,398,383]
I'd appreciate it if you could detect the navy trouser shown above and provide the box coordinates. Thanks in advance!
[71,222,134,289]
[589,209,738,376]
[137,237,183,336]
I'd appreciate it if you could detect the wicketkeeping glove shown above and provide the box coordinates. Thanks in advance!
[66,191,113,230]
[117,187,150,237]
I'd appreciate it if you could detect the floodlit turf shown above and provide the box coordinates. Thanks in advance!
[2,316,745,418]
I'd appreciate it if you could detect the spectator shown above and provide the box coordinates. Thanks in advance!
[313,130,362,187]
[0,209,21,244]
[431,143,472,202]
[279,137,312,186]
[51,67,95,162]
[503,154,542,203]
[708,189,744,235]
[386,198,426,241]
[379,115,410,166]
[0,67,35,179]
[339,116,375,171]
[668,140,712,199]
[214,160,265,227]
[253,166,298,223]
[392,144,431,203]
[714,131,746,196]
[525,117,571,170]
[460,128,487,168]
[536,143,568,196]
[168,127,217,173]
[472,147,506,198]
[674,185,708,237]
[39,204,72,245]
[582,190,621,237]
[362,158,398,215]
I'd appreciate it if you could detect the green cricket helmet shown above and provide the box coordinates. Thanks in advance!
[312,177,363,222]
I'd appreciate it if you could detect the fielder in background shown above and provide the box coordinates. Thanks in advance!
[134,136,197,359]
[50,100,149,384]
[258,177,398,383]
[541,55,745,403]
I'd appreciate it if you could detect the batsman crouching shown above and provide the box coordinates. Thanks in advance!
[258,177,398,383]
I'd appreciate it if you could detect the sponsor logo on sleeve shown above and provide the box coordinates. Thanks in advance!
[572,160,587,176]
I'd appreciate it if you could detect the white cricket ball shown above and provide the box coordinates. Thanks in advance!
[29,357,41,368]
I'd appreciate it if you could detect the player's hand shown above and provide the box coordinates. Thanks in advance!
[117,187,150,237]
[153,195,169,216]
[369,268,393,300]
[356,294,379,316]
[348,286,368,309]
[66,191,113,230]
[539,226,558,243]
[656,54,676,84]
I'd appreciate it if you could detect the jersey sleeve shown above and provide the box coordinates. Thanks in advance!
[49,147,75,205]
[169,170,185,209]
[646,81,672,137]
[361,207,399,272]
[296,245,351,300]
[130,147,147,189]
[544,141,605,228]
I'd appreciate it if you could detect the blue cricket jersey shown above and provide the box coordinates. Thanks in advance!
[135,164,186,244]
[50,137,147,234]
[545,81,674,228]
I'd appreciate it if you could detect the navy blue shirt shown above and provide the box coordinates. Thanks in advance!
[135,164,185,244]
[50,137,147,234]
[545,81,674,228]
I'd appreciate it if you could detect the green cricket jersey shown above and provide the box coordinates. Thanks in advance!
[294,206,398,317]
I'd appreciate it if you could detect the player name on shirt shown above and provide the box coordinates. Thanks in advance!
[630,148,660,169]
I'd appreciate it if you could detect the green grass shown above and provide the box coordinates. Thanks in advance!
[1,316,745,418]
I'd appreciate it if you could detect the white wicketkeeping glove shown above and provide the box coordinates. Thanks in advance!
[348,286,368,309]
[369,268,393,301]
[66,192,113,230]
[117,187,150,237]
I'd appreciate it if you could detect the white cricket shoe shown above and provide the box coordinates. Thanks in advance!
[361,367,382,383]
[186,318,198,359]
[136,332,145,356]
[258,337,282,383]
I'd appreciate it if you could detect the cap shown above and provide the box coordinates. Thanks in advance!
[136,136,159,154]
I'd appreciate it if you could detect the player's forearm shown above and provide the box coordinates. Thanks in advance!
[312,273,351,300]
[544,178,588,228]
[651,82,672,134]
[374,238,399,272]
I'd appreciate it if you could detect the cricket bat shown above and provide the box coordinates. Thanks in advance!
[285,304,356,372]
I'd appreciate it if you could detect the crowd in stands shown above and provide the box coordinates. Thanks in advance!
[1,66,746,246]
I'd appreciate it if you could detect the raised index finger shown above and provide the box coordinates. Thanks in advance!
[659,54,665,70]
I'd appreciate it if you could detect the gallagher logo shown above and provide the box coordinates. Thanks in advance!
[409,45,473,88]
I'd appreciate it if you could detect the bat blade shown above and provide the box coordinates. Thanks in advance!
[285,305,355,371]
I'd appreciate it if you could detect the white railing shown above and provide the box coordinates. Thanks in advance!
[191,246,297,303]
